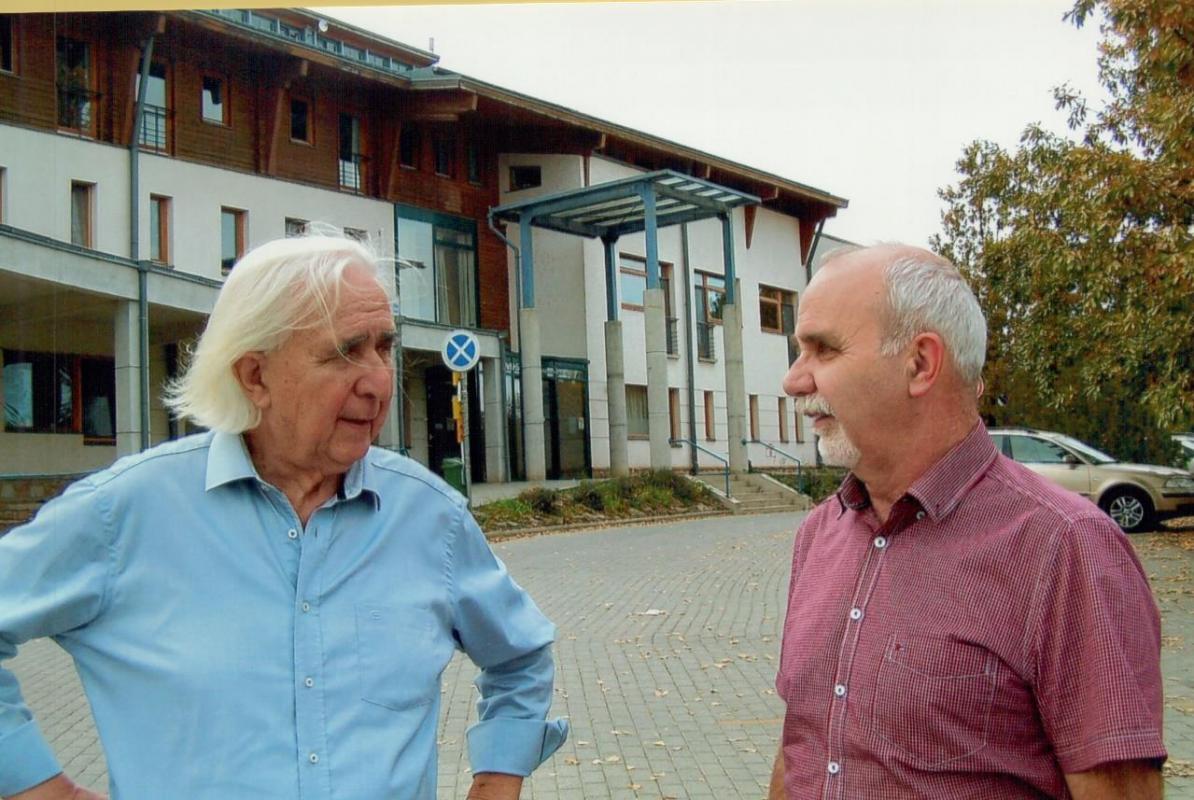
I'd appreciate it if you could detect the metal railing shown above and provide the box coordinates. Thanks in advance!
[666,317,679,355]
[57,86,100,131]
[339,153,367,192]
[696,321,716,360]
[674,438,730,497]
[753,441,804,493]
[138,103,169,152]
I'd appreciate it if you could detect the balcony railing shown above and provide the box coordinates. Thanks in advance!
[696,321,717,361]
[666,317,679,356]
[138,104,169,152]
[57,85,100,131]
[339,153,367,192]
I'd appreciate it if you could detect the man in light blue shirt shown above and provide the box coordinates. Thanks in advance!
[0,234,566,800]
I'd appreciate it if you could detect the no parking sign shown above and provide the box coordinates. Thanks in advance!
[441,329,480,372]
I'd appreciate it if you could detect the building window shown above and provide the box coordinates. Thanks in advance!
[794,407,804,443]
[284,217,307,238]
[749,394,759,441]
[136,62,168,152]
[778,397,789,443]
[2,350,115,440]
[0,166,6,224]
[1,15,16,73]
[396,205,477,327]
[434,134,454,177]
[759,285,796,334]
[704,391,715,441]
[339,113,363,192]
[56,37,93,132]
[619,254,673,314]
[466,140,481,184]
[290,97,311,143]
[695,271,727,324]
[509,165,541,191]
[201,76,227,125]
[150,194,170,264]
[668,388,680,442]
[221,207,245,273]
[626,385,648,439]
[70,181,93,248]
[399,126,419,168]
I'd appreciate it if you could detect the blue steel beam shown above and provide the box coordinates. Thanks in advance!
[520,213,535,309]
[603,236,619,322]
[641,184,659,289]
[720,212,737,304]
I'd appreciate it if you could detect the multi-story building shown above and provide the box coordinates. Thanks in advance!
[0,9,846,484]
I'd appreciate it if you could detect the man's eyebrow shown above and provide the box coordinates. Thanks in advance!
[335,333,369,354]
[793,331,840,350]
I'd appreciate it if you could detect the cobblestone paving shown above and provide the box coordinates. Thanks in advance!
[8,513,1194,798]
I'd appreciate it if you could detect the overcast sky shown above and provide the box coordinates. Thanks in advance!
[314,0,1106,247]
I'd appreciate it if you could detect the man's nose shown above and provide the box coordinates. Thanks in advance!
[782,357,814,397]
[356,354,395,398]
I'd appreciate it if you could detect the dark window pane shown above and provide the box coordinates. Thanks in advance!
[201,76,224,122]
[81,358,115,437]
[399,127,418,167]
[509,165,541,191]
[0,16,14,72]
[620,270,646,306]
[221,210,238,270]
[290,98,308,141]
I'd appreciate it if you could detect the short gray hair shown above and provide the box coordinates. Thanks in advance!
[164,234,390,433]
[879,253,987,385]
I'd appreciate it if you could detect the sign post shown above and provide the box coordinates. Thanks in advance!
[441,330,481,500]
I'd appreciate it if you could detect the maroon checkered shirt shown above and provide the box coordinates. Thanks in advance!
[776,422,1166,799]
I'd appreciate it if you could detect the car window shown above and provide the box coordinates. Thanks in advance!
[989,434,1011,457]
[1009,435,1071,464]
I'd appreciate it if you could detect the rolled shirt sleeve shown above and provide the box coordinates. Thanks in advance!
[447,504,569,776]
[0,479,113,795]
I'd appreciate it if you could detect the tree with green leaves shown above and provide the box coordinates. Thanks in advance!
[933,0,1193,464]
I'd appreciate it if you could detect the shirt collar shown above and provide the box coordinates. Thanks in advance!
[205,431,382,510]
[835,420,998,524]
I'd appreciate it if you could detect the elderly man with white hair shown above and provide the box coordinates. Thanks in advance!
[769,245,1165,799]
[0,235,566,800]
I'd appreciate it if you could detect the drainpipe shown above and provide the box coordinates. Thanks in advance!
[681,223,698,473]
[804,219,826,284]
[130,27,158,451]
[487,211,521,352]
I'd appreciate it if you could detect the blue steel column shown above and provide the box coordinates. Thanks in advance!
[603,235,629,476]
[721,211,748,474]
[641,184,670,470]
[518,214,547,480]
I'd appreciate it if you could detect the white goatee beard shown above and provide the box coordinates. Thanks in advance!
[796,395,862,469]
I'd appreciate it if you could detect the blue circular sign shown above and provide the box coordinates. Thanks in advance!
[442,330,480,372]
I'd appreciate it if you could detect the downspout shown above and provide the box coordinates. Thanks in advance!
[681,223,698,473]
[487,211,521,481]
[487,211,521,352]
[130,27,158,451]
[804,218,826,284]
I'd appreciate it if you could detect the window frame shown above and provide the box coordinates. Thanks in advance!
[149,194,171,264]
[135,60,170,153]
[626,384,649,440]
[56,36,95,136]
[668,387,680,443]
[220,206,246,274]
[749,394,759,442]
[70,180,94,248]
[778,397,789,443]
[399,126,420,169]
[466,139,481,185]
[289,94,313,145]
[2,349,116,442]
[508,165,542,192]
[0,166,6,225]
[704,390,716,441]
[433,133,455,178]
[695,271,727,326]
[759,284,793,334]
[619,253,673,313]
[284,217,308,238]
[1,15,18,75]
[794,407,804,443]
[338,112,364,192]
[200,74,229,126]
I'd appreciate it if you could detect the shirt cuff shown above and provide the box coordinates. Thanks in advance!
[0,719,63,796]
[467,716,570,776]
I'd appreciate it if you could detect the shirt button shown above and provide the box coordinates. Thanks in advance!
[827,761,840,775]
[849,607,863,621]
[301,602,311,613]
[873,535,887,549]
[834,684,846,697]
[915,510,926,521]
[287,528,298,540]
[304,677,315,688]
[308,753,319,764]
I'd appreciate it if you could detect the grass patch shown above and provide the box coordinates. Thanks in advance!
[472,471,723,533]
[764,467,848,503]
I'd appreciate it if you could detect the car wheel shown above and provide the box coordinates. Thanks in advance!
[1099,488,1155,534]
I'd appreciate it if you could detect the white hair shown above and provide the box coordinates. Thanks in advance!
[879,253,987,386]
[164,233,391,433]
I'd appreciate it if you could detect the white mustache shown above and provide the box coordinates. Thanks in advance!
[795,396,834,417]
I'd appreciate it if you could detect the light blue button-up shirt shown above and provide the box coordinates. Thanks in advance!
[0,432,567,798]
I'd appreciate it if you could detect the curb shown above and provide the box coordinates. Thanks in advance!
[481,506,806,542]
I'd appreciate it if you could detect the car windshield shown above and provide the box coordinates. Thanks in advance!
[1049,434,1117,464]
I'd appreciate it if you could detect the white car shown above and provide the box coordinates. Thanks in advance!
[990,428,1194,533]
[1175,434,1194,472]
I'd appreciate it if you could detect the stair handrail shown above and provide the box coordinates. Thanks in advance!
[672,438,730,498]
[751,440,805,493]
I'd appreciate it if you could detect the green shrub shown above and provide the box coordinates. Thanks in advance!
[519,487,560,514]
[571,481,606,512]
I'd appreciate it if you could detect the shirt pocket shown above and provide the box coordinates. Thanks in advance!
[354,602,440,712]
[870,633,998,768]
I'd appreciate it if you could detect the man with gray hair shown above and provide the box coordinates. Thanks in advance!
[769,244,1165,799]
[0,235,566,800]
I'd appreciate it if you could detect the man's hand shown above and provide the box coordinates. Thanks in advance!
[466,771,523,800]
[5,774,106,800]
[1064,760,1162,800]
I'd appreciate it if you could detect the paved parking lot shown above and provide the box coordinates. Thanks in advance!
[9,512,1194,798]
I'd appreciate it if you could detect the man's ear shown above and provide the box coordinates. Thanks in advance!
[232,352,271,411]
[906,332,945,398]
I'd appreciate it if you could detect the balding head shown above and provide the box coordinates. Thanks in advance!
[817,244,987,387]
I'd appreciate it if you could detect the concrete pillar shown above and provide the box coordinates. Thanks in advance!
[114,300,143,457]
[483,356,505,482]
[723,298,748,474]
[604,320,629,477]
[644,287,671,470]
[520,307,547,481]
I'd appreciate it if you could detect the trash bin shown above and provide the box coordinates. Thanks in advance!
[442,457,468,499]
